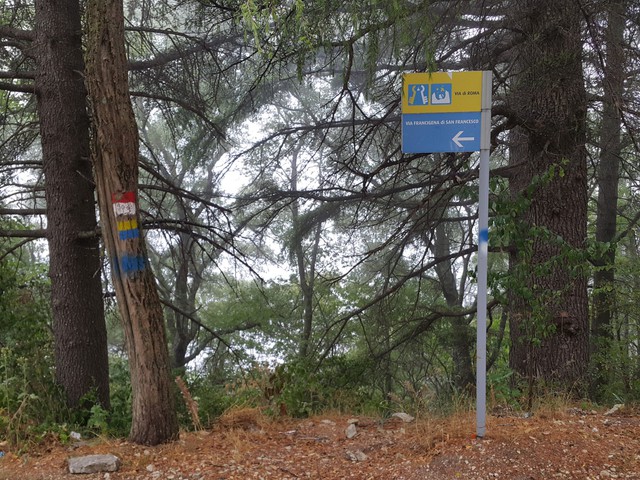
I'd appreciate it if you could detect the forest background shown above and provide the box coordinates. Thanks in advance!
[0,0,639,446]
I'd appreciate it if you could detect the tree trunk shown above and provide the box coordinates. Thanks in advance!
[296,224,321,359]
[85,0,178,445]
[168,241,193,369]
[434,223,474,392]
[590,0,625,398]
[506,0,589,386]
[33,0,110,409]
[166,229,202,370]
[289,148,321,359]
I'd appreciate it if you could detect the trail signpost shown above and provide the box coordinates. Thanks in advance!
[402,71,492,438]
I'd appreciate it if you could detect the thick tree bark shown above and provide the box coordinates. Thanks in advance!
[506,0,589,386]
[85,0,178,445]
[590,0,625,397]
[33,0,110,408]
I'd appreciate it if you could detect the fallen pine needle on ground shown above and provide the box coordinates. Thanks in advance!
[1,405,639,479]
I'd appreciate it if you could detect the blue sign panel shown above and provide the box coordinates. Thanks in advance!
[402,112,482,153]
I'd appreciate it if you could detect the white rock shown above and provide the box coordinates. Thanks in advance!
[604,404,624,416]
[345,450,367,462]
[345,423,358,439]
[391,412,415,423]
[68,454,121,474]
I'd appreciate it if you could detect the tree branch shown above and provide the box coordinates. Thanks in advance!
[0,25,34,42]
[158,297,253,367]
[127,33,241,71]
[0,237,38,262]
[0,70,35,80]
[0,81,35,94]
[0,208,47,216]
[130,91,225,138]
[0,229,46,238]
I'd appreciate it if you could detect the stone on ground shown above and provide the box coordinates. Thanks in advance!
[68,454,121,474]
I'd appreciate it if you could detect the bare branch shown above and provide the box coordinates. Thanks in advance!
[0,81,35,94]
[0,208,47,216]
[130,91,225,138]
[0,25,34,42]
[0,237,39,262]
[0,70,35,80]
[0,229,46,238]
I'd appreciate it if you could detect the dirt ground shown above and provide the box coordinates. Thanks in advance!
[1,405,639,480]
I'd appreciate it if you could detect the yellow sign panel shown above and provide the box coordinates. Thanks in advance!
[402,71,483,114]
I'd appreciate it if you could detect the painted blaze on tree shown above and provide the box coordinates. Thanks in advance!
[85,0,178,445]
[506,0,589,387]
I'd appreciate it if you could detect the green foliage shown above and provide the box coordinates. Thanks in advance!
[272,356,383,416]
[86,404,110,435]
[0,349,132,447]
[0,242,132,442]
[103,356,132,437]
[185,377,239,427]
[389,381,474,418]
[0,254,64,448]
[197,355,384,420]
[489,161,593,344]
[489,182,532,254]
[4,0,640,442]
[588,320,640,404]
[237,0,437,92]
[0,267,133,444]
[488,363,523,408]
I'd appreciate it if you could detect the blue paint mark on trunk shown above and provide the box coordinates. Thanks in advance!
[120,254,146,274]
[119,229,140,241]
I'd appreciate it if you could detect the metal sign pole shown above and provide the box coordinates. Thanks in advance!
[400,70,492,437]
[476,71,492,439]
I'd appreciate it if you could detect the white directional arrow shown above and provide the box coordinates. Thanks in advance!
[452,130,475,148]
